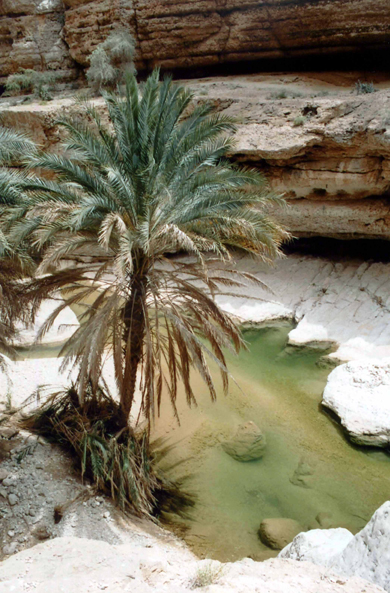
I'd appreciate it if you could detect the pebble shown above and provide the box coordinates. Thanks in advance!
[0,468,8,481]
[0,427,19,439]
[3,476,16,487]
[7,531,15,537]
[2,542,17,555]
[8,493,19,506]
[0,487,7,498]
[103,511,110,519]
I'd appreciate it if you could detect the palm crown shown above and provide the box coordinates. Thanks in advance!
[9,71,288,428]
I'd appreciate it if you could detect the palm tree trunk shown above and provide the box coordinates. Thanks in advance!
[120,268,146,427]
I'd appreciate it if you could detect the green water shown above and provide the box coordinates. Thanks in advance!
[153,323,390,562]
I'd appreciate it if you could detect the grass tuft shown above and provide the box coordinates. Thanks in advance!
[355,80,376,95]
[20,383,173,517]
[293,115,307,127]
[189,561,224,589]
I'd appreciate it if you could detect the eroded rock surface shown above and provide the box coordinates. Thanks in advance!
[322,359,390,447]
[218,253,390,362]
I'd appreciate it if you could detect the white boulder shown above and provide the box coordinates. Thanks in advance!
[332,501,390,593]
[279,528,354,567]
[279,502,390,593]
[322,358,390,446]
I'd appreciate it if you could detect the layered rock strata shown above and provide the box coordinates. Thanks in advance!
[0,0,76,81]
[2,0,390,79]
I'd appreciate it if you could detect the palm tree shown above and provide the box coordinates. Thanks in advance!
[9,70,288,429]
[0,128,36,366]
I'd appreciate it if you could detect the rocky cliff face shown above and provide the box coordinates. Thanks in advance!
[0,0,75,81]
[1,0,390,81]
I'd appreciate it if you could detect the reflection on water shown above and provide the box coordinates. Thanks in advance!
[152,322,390,562]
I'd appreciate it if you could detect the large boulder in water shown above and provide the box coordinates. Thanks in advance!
[279,528,354,567]
[221,421,266,462]
[322,359,390,447]
[259,518,303,550]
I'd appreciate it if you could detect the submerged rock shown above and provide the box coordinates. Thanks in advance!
[221,422,266,462]
[316,512,334,529]
[259,518,303,550]
[290,456,315,489]
[322,359,390,446]
[279,528,354,567]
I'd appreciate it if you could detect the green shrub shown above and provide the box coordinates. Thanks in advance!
[355,80,376,95]
[293,115,307,127]
[268,89,304,100]
[86,30,136,92]
[5,69,55,100]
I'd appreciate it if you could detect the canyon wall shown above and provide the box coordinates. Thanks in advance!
[1,1,390,81]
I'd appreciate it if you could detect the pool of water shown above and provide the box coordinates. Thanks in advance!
[152,322,390,562]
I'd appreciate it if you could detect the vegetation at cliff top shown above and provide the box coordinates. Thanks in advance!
[86,30,136,92]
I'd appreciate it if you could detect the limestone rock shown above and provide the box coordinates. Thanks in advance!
[259,518,303,551]
[332,501,390,593]
[279,528,354,567]
[222,421,266,462]
[322,359,390,447]
[0,536,385,593]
